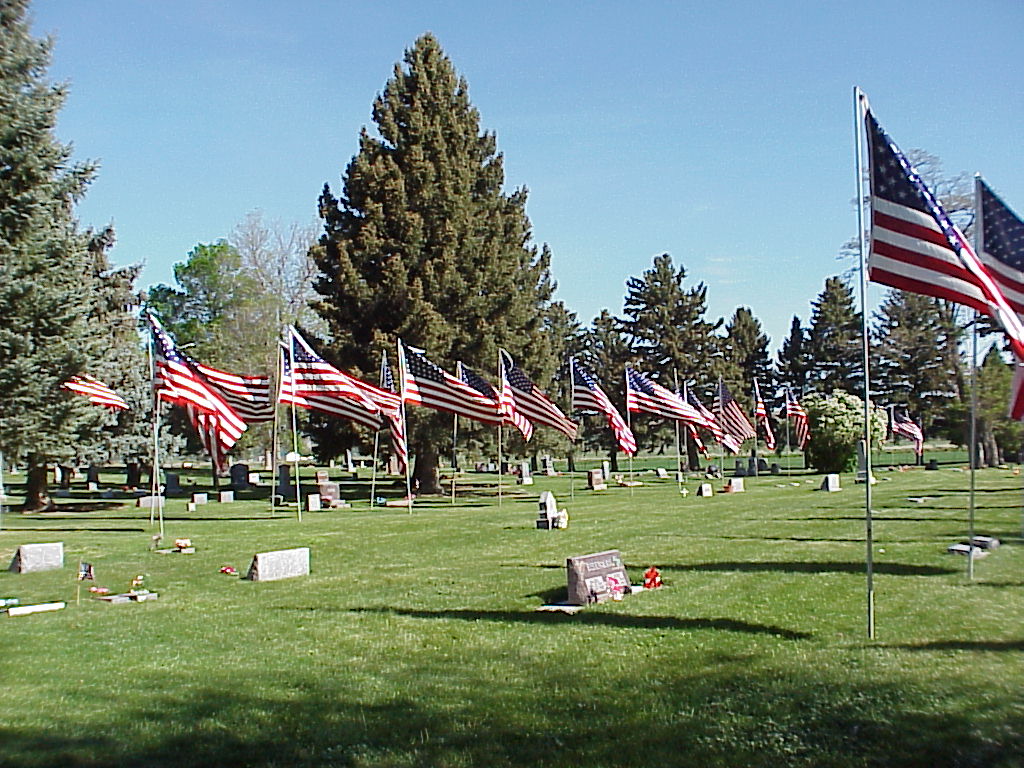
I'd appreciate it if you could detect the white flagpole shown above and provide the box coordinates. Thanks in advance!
[569,358,578,502]
[271,345,282,517]
[673,369,683,494]
[496,352,504,507]
[785,390,792,476]
[0,450,4,533]
[624,368,633,489]
[854,85,875,639]
[147,328,164,536]
[286,329,302,522]
[370,351,385,508]
[451,363,462,505]
[396,340,413,512]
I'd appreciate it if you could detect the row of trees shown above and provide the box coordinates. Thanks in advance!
[1,11,1019,507]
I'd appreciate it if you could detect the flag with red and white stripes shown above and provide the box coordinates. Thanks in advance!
[458,362,533,441]
[753,378,776,451]
[570,358,635,455]
[499,350,577,440]
[713,381,756,446]
[61,375,129,410]
[786,389,810,449]
[626,368,704,424]
[866,107,1024,362]
[400,343,503,426]
[378,354,408,474]
[890,409,923,456]
[683,384,740,454]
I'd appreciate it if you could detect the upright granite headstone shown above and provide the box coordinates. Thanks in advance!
[820,474,841,492]
[345,450,356,473]
[587,469,607,491]
[86,465,101,486]
[136,495,165,509]
[246,547,310,582]
[307,494,321,512]
[164,472,184,496]
[229,463,251,491]
[192,492,208,505]
[538,491,558,519]
[315,469,330,484]
[219,490,235,503]
[601,460,611,480]
[518,461,533,486]
[566,550,630,605]
[726,477,745,493]
[757,458,769,473]
[696,483,714,497]
[276,464,294,496]
[855,440,876,484]
[770,463,782,475]
[318,482,341,504]
[125,463,142,489]
[734,460,746,477]
[747,458,758,477]
[56,465,73,490]
[9,542,64,573]
[542,456,557,476]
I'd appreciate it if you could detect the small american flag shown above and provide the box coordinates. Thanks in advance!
[786,389,810,449]
[682,384,739,453]
[61,375,129,410]
[713,381,756,445]
[753,378,776,451]
[460,362,533,440]
[866,107,1024,362]
[499,350,577,440]
[400,344,503,426]
[626,368,704,425]
[570,358,635,455]
[278,327,382,430]
[890,409,923,456]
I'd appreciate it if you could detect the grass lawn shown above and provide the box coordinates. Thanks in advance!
[0,461,1021,767]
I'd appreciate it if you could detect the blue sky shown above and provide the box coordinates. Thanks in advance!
[32,1,1024,350]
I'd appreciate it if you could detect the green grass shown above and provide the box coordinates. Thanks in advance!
[0,463,1021,767]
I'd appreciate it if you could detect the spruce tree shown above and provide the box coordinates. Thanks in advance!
[776,315,810,395]
[311,34,556,492]
[720,307,774,410]
[0,1,107,511]
[576,310,634,469]
[806,276,862,395]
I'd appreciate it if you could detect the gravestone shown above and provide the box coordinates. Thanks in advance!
[315,469,330,484]
[855,440,876,484]
[276,464,294,496]
[57,465,73,490]
[770,463,782,475]
[136,495,165,509]
[246,547,310,582]
[566,550,630,605]
[601,460,611,480]
[125,463,142,489]
[187,502,197,513]
[248,472,261,485]
[705,464,722,479]
[86,465,101,486]
[733,460,746,477]
[191,492,208,505]
[345,450,356,472]
[542,456,557,476]
[518,461,533,486]
[696,483,714,497]
[219,490,235,503]
[925,459,939,471]
[318,482,341,503]
[726,477,745,493]
[9,542,64,573]
[820,474,841,492]
[536,490,563,529]
[757,458,769,473]
[229,464,251,491]
[307,494,321,512]
[387,456,401,475]
[655,467,669,479]
[164,472,184,496]
[538,491,558,519]
[747,458,758,477]
[971,535,1000,550]
[587,469,607,491]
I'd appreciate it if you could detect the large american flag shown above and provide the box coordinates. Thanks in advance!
[890,409,923,456]
[400,344,503,426]
[278,327,382,430]
[459,362,533,440]
[753,378,776,450]
[626,368,704,424]
[786,388,810,449]
[193,362,274,423]
[499,350,577,440]
[977,179,1024,421]
[865,107,1024,362]
[713,381,756,445]
[148,313,247,462]
[378,354,408,474]
[570,358,635,455]
[61,375,129,410]
[683,384,740,453]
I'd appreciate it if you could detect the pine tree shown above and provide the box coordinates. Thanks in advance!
[777,315,810,395]
[720,307,774,410]
[576,310,634,469]
[0,2,109,511]
[311,34,556,492]
[806,276,862,394]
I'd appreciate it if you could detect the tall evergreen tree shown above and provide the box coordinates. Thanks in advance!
[720,307,774,410]
[806,276,862,395]
[776,315,810,395]
[310,34,556,492]
[0,1,110,510]
[576,310,634,469]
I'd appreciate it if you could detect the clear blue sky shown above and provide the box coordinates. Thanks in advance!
[32,0,1024,350]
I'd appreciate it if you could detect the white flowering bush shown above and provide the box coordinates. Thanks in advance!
[802,391,888,473]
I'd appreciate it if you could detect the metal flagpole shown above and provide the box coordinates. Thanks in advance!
[716,377,726,474]
[286,329,302,522]
[451,363,461,505]
[624,368,633,492]
[496,352,504,507]
[785,391,792,476]
[271,344,282,517]
[370,351,385,508]
[396,340,413,512]
[673,370,683,494]
[968,321,979,580]
[147,329,164,536]
[0,450,5,533]
[854,85,875,639]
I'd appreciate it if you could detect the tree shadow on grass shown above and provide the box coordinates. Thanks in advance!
[348,606,813,639]
[666,561,958,576]
[879,639,1024,652]
[2,526,147,533]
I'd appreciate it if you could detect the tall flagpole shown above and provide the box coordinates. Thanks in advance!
[286,329,302,522]
[271,343,282,517]
[785,390,792,476]
[496,352,504,507]
[452,363,462,505]
[396,340,413,512]
[673,369,683,494]
[854,86,875,639]
[370,351,385,508]
[716,377,726,473]
[624,368,633,490]
[147,327,164,536]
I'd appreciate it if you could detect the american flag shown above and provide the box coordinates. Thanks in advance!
[278,327,382,430]
[61,375,129,410]
[786,388,810,449]
[378,354,408,474]
[753,378,776,450]
[626,368,704,424]
[570,358,635,455]
[713,381,756,445]
[686,422,710,459]
[865,107,1024,362]
[147,313,247,463]
[193,362,274,423]
[499,350,577,440]
[460,362,533,440]
[400,344,503,426]
[977,179,1024,420]
[890,409,923,456]
[683,384,740,453]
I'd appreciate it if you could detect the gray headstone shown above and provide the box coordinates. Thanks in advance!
[734,460,746,477]
[746,458,758,477]
[86,465,101,485]
[125,463,142,488]
[855,440,875,484]
[229,463,251,490]
[218,490,235,503]
[820,474,841,492]
[345,449,356,473]
[276,464,294,495]
[307,494,321,512]
[518,461,533,485]
[696,483,714,497]
[9,542,64,573]
[318,482,340,502]
[655,467,669,479]
[314,469,330,484]
[538,491,558,518]
[601,460,611,480]
[248,472,261,486]
[726,477,745,493]
[566,550,629,605]
[587,469,607,491]
[757,458,769,472]
[770,463,782,475]
[57,465,73,490]
[246,547,310,582]
[136,495,165,509]
[164,472,184,496]
[191,492,208,504]
[925,459,939,471]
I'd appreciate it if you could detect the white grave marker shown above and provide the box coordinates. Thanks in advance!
[246,547,310,582]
